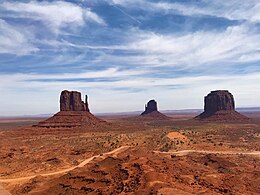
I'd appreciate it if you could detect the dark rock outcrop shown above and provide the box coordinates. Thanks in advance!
[141,100,158,115]
[60,90,89,112]
[195,90,249,121]
[204,90,234,114]
[140,100,169,120]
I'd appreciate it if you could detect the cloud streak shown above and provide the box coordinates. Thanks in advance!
[0,0,259,115]
[1,70,259,115]
[0,1,105,34]
[0,19,38,55]
[53,24,260,70]
[108,0,260,23]
[0,0,105,55]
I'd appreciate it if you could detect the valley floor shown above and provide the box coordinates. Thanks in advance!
[0,113,259,194]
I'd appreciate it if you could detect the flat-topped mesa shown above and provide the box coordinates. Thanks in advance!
[195,90,249,121]
[204,90,235,114]
[141,100,158,115]
[60,90,89,112]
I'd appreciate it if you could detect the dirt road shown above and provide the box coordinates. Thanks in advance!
[155,149,260,157]
[0,184,12,195]
[0,146,130,183]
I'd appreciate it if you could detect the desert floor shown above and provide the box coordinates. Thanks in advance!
[0,112,259,195]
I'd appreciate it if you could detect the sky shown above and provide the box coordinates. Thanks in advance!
[0,0,260,116]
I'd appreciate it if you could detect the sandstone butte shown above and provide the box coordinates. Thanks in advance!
[195,90,249,121]
[140,99,169,120]
[36,90,107,128]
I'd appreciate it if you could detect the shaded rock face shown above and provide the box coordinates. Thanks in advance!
[60,90,89,112]
[204,90,235,114]
[141,100,158,115]
[195,90,248,121]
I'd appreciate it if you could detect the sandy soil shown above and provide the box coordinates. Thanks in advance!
[167,131,187,140]
[155,149,260,157]
[0,184,12,195]
[0,114,259,194]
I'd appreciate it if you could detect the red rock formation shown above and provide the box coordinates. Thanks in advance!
[60,90,89,112]
[195,90,249,121]
[36,111,106,128]
[204,90,234,114]
[141,100,158,115]
[36,90,107,128]
[140,100,169,120]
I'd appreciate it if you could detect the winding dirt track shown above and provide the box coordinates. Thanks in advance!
[0,184,12,195]
[0,146,130,183]
[155,149,260,157]
[0,146,259,184]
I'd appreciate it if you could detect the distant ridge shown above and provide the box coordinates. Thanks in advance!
[1,107,259,118]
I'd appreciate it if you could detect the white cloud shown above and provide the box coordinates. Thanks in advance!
[85,9,106,25]
[0,1,105,34]
[48,24,260,68]
[108,0,260,23]
[0,67,150,88]
[0,19,38,55]
[0,1,105,55]
[0,0,259,115]
[0,70,260,115]
[80,24,260,68]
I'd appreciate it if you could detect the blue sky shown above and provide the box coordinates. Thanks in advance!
[0,0,260,115]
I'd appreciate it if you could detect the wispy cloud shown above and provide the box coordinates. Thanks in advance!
[125,24,260,67]
[53,24,260,70]
[0,1,105,56]
[0,0,259,115]
[0,1,105,34]
[0,19,38,55]
[1,70,259,115]
[108,0,260,23]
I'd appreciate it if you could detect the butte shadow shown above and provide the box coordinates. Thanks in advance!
[195,90,249,122]
[35,90,108,128]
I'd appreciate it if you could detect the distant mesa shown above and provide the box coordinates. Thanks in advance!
[140,99,170,120]
[195,90,249,121]
[36,90,107,128]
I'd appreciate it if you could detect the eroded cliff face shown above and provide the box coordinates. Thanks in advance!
[36,90,108,128]
[60,90,89,112]
[141,100,158,115]
[204,90,234,114]
[195,90,248,121]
